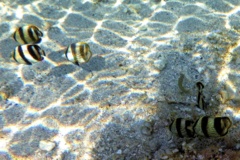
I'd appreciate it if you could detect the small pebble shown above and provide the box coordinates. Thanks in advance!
[197,66,205,73]
[0,91,9,101]
[39,140,56,151]
[116,149,122,154]
[161,155,168,159]
[153,59,166,71]
[233,114,240,122]
[207,65,216,70]
[197,155,204,160]
[165,149,172,155]
[0,85,11,101]
[141,122,153,136]
[235,143,240,150]
[172,148,179,153]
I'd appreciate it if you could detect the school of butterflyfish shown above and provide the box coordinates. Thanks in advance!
[11,25,92,65]
[169,82,232,138]
[8,25,233,138]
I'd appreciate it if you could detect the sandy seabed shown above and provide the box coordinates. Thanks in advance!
[0,0,240,159]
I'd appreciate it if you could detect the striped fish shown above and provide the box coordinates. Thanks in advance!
[196,82,206,110]
[12,25,43,44]
[193,116,232,137]
[12,45,45,65]
[196,82,204,94]
[169,118,195,138]
[197,93,206,110]
[65,42,92,65]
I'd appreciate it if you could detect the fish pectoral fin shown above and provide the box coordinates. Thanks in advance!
[10,52,14,59]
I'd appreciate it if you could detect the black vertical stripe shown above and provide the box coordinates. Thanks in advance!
[30,45,42,61]
[196,82,204,93]
[18,46,32,65]
[202,95,206,110]
[201,96,206,110]
[198,94,205,110]
[201,116,209,137]
[13,50,18,63]
[35,27,43,43]
[34,45,45,58]
[65,47,69,59]
[176,118,183,138]
[37,30,43,37]
[13,32,17,41]
[79,44,85,60]
[214,117,224,136]
[193,119,199,133]
[197,93,201,108]
[28,27,36,42]
[27,45,40,61]
[185,120,193,137]
[19,28,28,44]
[71,43,79,65]
[169,121,173,131]
[196,82,205,110]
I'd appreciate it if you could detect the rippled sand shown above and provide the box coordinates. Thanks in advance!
[1,0,240,159]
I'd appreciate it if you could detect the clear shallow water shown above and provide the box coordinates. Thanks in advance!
[0,0,240,159]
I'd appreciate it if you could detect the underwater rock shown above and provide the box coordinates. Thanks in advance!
[39,140,56,151]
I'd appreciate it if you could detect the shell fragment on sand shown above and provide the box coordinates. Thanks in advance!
[39,140,56,151]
